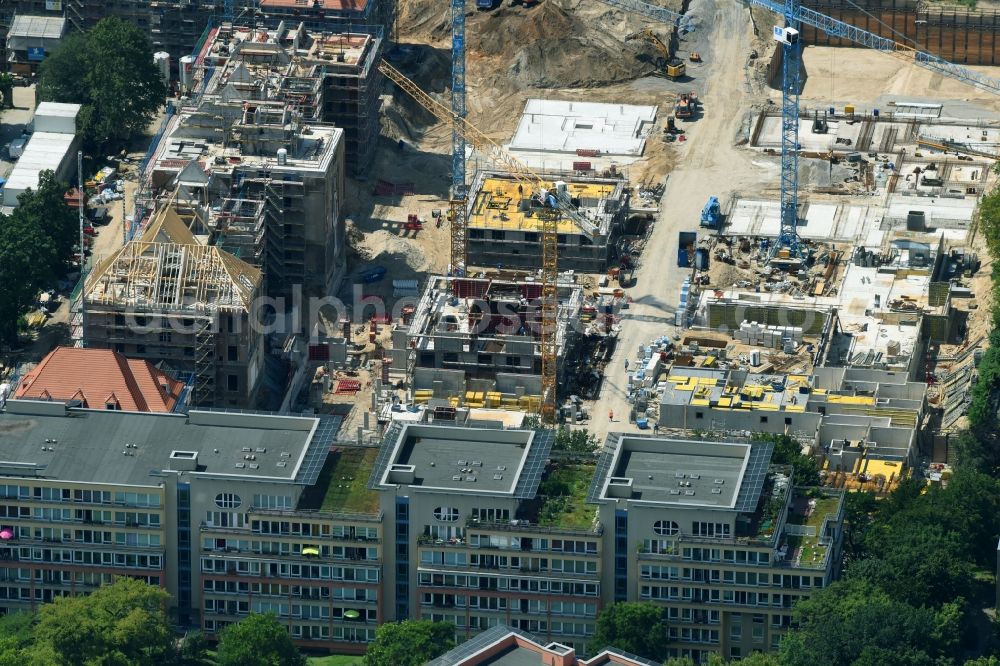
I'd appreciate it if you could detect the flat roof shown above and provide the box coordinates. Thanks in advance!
[0,401,330,487]
[468,175,620,233]
[372,423,553,497]
[596,435,774,512]
[509,99,657,157]
[3,131,76,206]
[8,15,65,39]
[36,102,80,119]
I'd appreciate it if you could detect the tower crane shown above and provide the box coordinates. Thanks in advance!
[379,61,601,423]
[746,0,1000,256]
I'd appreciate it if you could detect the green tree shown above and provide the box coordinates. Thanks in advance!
[0,612,35,666]
[31,577,173,665]
[179,629,210,665]
[216,613,305,666]
[13,170,79,266]
[0,210,57,343]
[588,602,669,661]
[779,579,958,666]
[37,16,166,150]
[363,620,455,666]
[755,434,819,485]
[554,426,599,452]
[0,73,13,110]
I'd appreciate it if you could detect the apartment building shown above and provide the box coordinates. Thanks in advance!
[593,434,845,663]
[370,423,604,656]
[0,398,383,654]
[0,405,845,662]
[82,206,265,408]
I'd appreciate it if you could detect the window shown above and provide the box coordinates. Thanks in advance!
[695,411,704,419]
[159,332,171,343]
[136,345,146,354]
[215,493,242,509]
[227,375,239,392]
[432,507,459,522]
[653,520,680,536]
[784,417,792,425]
[491,230,505,241]
[228,346,238,361]
[759,416,768,424]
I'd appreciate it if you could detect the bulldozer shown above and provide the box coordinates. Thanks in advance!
[625,29,686,80]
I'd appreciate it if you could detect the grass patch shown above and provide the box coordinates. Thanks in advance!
[786,494,841,566]
[309,448,379,514]
[307,655,364,666]
[536,463,597,529]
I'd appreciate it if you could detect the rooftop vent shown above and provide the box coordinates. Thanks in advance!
[714,479,725,485]
[684,490,696,496]
[276,462,287,468]
[280,451,291,458]
[675,472,686,479]
[711,488,723,494]
[493,474,503,481]
[388,464,415,485]
[235,462,246,469]
[169,450,198,471]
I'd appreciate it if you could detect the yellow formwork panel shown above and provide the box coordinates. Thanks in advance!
[718,397,732,407]
[827,395,876,405]
[467,177,615,234]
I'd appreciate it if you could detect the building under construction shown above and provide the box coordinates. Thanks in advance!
[390,275,591,413]
[185,22,381,175]
[82,207,265,408]
[145,25,355,305]
[465,170,631,273]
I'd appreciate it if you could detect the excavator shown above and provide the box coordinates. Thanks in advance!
[625,29,686,80]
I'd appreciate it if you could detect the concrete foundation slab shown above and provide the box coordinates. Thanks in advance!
[509,99,658,157]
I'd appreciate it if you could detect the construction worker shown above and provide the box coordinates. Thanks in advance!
[608,410,614,421]
[624,359,630,372]
[517,184,524,198]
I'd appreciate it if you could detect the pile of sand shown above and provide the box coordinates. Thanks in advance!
[471,0,655,90]
[398,0,659,92]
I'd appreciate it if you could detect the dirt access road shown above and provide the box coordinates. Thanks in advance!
[586,0,767,441]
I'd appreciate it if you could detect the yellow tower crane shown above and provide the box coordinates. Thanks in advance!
[379,60,600,423]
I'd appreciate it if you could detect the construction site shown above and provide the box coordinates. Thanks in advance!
[81,206,265,408]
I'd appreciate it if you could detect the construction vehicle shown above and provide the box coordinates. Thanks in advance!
[625,30,686,80]
[689,52,702,62]
[678,231,697,267]
[700,196,721,229]
[674,92,698,119]
[379,60,600,423]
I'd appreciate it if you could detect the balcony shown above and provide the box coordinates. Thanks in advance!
[465,517,603,538]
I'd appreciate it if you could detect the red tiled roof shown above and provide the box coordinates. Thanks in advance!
[14,347,184,413]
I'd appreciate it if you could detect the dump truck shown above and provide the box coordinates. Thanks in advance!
[700,196,721,229]
[678,231,697,267]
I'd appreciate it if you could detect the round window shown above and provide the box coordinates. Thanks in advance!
[215,493,242,509]
[653,520,679,536]
[433,506,460,522]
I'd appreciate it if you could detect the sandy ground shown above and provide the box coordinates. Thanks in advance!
[586,0,768,440]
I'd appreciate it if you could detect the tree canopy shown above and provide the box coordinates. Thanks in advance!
[37,16,166,150]
[363,620,455,666]
[588,602,669,661]
[31,576,173,665]
[0,208,57,343]
[216,612,306,666]
[13,170,79,264]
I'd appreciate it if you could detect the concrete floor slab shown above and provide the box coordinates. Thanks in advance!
[509,99,658,157]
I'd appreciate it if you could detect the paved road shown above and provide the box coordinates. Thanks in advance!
[586,0,770,442]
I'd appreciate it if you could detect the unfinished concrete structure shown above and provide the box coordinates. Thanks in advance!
[657,365,924,467]
[466,171,630,273]
[391,275,586,412]
[147,24,357,304]
[187,22,381,175]
[82,207,265,408]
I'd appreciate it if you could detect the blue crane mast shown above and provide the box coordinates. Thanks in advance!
[452,0,467,199]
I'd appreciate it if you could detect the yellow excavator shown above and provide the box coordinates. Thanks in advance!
[625,29,686,80]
